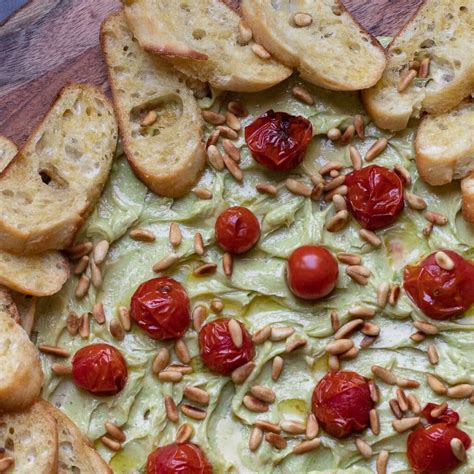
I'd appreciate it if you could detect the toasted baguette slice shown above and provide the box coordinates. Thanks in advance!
[0,84,118,255]
[415,101,474,185]
[101,12,206,197]
[0,136,17,173]
[241,0,386,91]
[123,0,292,92]
[362,0,474,131]
[0,401,58,473]
[0,288,43,411]
[41,403,112,474]
[461,173,474,222]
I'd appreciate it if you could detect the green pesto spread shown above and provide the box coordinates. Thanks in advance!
[35,76,474,473]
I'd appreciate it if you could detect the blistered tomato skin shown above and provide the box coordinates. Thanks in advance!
[287,245,339,300]
[215,206,261,255]
[199,319,254,374]
[146,442,212,474]
[72,343,127,396]
[421,403,460,426]
[345,165,405,230]
[407,423,471,474]
[130,277,190,340]
[245,110,313,172]
[311,371,373,439]
[403,250,474,320]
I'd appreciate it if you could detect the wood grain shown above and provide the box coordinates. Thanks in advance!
[0,0,423,146]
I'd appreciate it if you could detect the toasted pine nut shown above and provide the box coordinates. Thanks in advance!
[424,210,448,226]
[73,255,89,275]
[238,20,253,45]
[349,146,362,170]
[325,184,348,201]
[207,144,225,171]
[66,312,80,335]
[335,319,363,340]
[332,194,347,212]
[249,427,263,451]
[355,438,373,458]
[141,110,157,127]
[406,192,427,210]
[336,252,361,266]
[377,282,390,308]
[158,370,183,383]
[359,228,381,247]
[370,409,380,435]
[323,174,345,192]
[217,125,239,140]
[183,386,210,405]
[286,338,307,353]
[447,384,473,399]
[93,240,110,265]
[152,347,170,374]
[271,356,284,381]
[325,339,354,355]
[392,417,420,433]
[193,263,217,276]
[256,183,277,196]
[435,251,454,270]
[410,331,426,343]
[371,365,397,385]
[256,420,281,433]
[52,363,72,376]
[418,57,431,78]
[394,164,412,185]
[222,139,241,162]
[320,161,344,175]
[424,221,433,236]
[328,354,340,372]
[251,44,271,59]
[360,335,376,348]
[397,378,420,389]
[311,183,324,201]
[413,320,439,335]
[105,421,126,442]
[101,436,122,451]
[281,420,306,435]
[451,437,467,462]
[397,69,417,92]
[376,450,389,474]
[223,153,243,181]
[330,310,340,332]
[229,319,243,348]
[327,128,342,141]
[293,12,313,27]
[339,345,359,360]
[348,305,375,318]
[118,306,131,332]
[396,389,409,412]
[176,423,194,443]
[252,325,271,344]
[210,299,224,313]
[427,344,439,365]
[201,110,225,125]
[109,319,124,340]
[75,274,90,299]
[169,222,182,247]
[90,260,102,288]
[389,399,403,419]
[365,138,388,161]
[175,339,191,364]
[346,265,371,285]
[265,432,287,450]
[243,395,269,413]
[305,413,319,439]
[39,344,69,358]
[251,385,276,404]
[368,380,380,403]
[353,115,365,139]
[270,326,294,341]
[431,402,448,418]
[426,374,447,394]
[292,85,314,105]
[341,125,355,144]
[361,322,380,337]
[129,228,156,242]
[407,393,421,414]
[152,254,179,273]
[286,178,313,197]
[67,241,93,259]
[325,210,349,232]
[225,112,241,131]
[180,404,207,420]
[293,438,321,454]
[231,361,255,384]
[222,252,233,277]
[91,303,105,325]
[228,101,248,117]
[193,187,213,200]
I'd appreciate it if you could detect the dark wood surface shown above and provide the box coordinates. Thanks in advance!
[0,0,423,147]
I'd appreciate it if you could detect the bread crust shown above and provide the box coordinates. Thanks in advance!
[461,174,474,223]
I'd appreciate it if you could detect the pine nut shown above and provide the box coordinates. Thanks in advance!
[406,192,427,210]
[409,60,421,70]
[73,255,89,275]
[348,305,375,318]
[175,339,191,364]
[193,187,213,200]
[251,44,271,59]
[413,320,439,335]
[397,378,420,389]
[361,335,377,348]
[325,210,349,232]
[93,240,110,264]
[90,260,102,288]
[293,438,321,454]
[325,184,348,201]
[388,283,400,306]
[109,319,124,340]
[325,339,354,355]
[349,146,362,170]
[407,394,421,414]
[141,110,157,126]
[217,125,239,140]
[39,344,69,358]
[435,251,454,270]
[327,128,341,141]
[370,409,380,435]
[424,210,448,226]
[118,306,131,331]
[332,194,347,212]
[355,438,373,458]
[192,305,207,331]
[207,144,225,171]
[368,380,380,403]
[280,420,306,435]
[191,233,204,257]
[250,385,275,404]
[305,413,319,439]
[339,345,360,360]
[66,312,80,335]
[75,274,90,299]
[105,421,126,442]
[427,344,439,365]
[255,420,281,434]
[328,354,340,372]
[201,110,225,125]
[359,228,381,247]
[265,432,286,450]
[231,361,255,384]
[335,319,363,339]
[180,404,207,420]
[431,402,448,418]
[320,161,344,175]
[346,265,371,285]
[323,175,345,192]
[91,303,105,325]
[418,57,431,78]
[447,384,473,399]
[222,252,233,277]
[210,299,223,314]
[286,178,312,197]
[353,115,365,139]
[427,374,447,394]
[389,399,403,419]
[169,222,182,247]
[396,389,409,412]
[176,423,194,443]
[252,325,271,344]
[293,12,313,27]
[229,319,243,348]
[336,252,361,265]
[292,85,314,104]
[101,436,122,451]
[249,427,263,451]
[238,20,253,45]
[183,386,210,405]
[365,138,388,161]
[286,338,307,353]
[392,417,420,433]
[222,139,241,162]
[0,457,14,471]
[67,241,93,259]
[228,101,248,117]
[152,347,170,374]
[376,450,389,474]
[270,326,294,341]
[206,129,220,148]
[243,395,269,413]
[397,69,417,92]
[153,254,179,272]
[330,311,340,331]
[361,322,380,337]
[225,112,241,131]
[371,365,397,385]
[158,370,183,383]
[256,183,277,196]
[52,363,72,376]
[410,331,426,342]
[272,356,284,381]
[394,164,412,185]
[193,263,217,276]
[341,125,355,144]
[451,437,467,462]
[223,153,243,181]
[129,228,156,242]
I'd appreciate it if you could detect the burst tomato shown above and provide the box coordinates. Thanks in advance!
[146,442,212,474]
[215,206,260,254]
[311,371,373,439]
[407,423,471,474]
[403,250,474,320]
[287,245,339,300]
[130,277,190,340]
[421,403,460,426]
[245,110,313,172]
[72,343,127,396]
[199,319,254,374]
[345,165,404,230]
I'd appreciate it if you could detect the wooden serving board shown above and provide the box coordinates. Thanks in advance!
[0,0,423,147]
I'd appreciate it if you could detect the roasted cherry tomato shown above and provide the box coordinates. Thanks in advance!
[287,245,339,300]
[72,343,127,396]
[215,206,260,254]
[130,277,190,340]
[421,403,460,426]
[311,371,373,439]
[403,250,474,320]
[199,319,254,374]
[245,110,313,172]
[345,165,404,230]
[146,442,212,474]
[407,423,471,474]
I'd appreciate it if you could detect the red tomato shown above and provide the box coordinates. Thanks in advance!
[311,371,373,438]
[287,245,339,300]
[130,277,190,340]
[403,250,474,320]
[421,403,460,426]
[215,206,260,254]
[345,165,405,230]
[245,110,313,172]
[407,423,471,474]
[72,343,127,396]
[146,442,212,474]
[199,319,254,374]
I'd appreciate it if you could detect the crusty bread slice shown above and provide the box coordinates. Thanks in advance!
[0,136,17,173]
[461,173,474,222]
[0,287,43,412]
[362,0,474,131]
[123,0,292,92]
[0,84,118,255]
[0,401,58,473]
[101,11,206,197]
[240,0,386,91]
[42,402,112,474]
[415,101,474,185]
